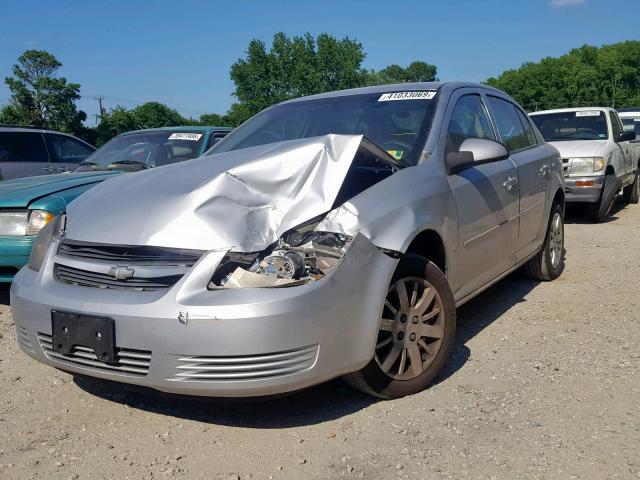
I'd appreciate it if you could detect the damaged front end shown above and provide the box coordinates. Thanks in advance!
[209,217,352,289]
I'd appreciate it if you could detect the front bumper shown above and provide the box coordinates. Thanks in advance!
[564,175,604,203]
[0,235,34,282]
[10,234,397,397]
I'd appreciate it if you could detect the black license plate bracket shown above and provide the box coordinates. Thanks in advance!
[51,310,116,364]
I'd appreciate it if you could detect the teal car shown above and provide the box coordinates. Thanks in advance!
[0,126,232,282]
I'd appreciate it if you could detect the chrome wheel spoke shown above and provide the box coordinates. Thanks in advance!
[414,287,436,316]
[398,348,407,375]
[384,300,398,316]
[421,307,441,322]
[376,336,393,349]
[395,281,410,312]
[407,343,423,377]
[419,322,444,339]
[379,318,396,332]
[381,342,403,372]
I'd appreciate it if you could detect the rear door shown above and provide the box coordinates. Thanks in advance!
[486,96,550,260]
[45,133,95,173]
[0,131,51,180]
[444,90,519,298]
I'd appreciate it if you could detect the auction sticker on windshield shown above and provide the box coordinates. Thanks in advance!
[378,91,437,102]
[575,111,601,117]
[168,133,203,141]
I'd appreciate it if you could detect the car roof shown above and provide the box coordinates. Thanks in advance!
[280,81,508,104]
[616,107,640,113]
[530,107,614,116]
[0,125,71,134]
[117,125,233,137]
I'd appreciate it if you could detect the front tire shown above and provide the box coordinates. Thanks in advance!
[588,174,621,222]
[343,255,456,399]
[622,170,639,204]
[524,203,565,281]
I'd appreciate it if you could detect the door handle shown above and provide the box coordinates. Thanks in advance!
[502,176,518,191]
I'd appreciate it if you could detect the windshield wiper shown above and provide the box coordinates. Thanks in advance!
[77,160,98,166]
[108,160,150,170]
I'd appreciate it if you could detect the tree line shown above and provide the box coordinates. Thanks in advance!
[1,34,639,146]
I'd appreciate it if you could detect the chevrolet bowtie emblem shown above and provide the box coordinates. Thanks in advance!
[108,265,135,280]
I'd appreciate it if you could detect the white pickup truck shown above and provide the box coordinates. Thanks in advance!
[530,107,639,222]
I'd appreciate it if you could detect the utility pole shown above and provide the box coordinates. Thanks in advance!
[92,96,105,125]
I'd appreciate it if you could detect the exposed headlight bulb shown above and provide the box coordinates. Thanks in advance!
[258,250,305,279]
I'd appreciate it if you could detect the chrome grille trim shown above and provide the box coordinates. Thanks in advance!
[173,345,319,382]
[16,325,33,352]
[55,264,182,291]
[37,332,151,376]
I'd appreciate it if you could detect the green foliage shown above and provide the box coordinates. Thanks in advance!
[229,33,369,123]
[486,41,640,111]
[0,50,86,133]
[366,61,438,85]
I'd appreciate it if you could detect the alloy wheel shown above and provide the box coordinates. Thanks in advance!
[549,212,563,269]
[375,276,444,380]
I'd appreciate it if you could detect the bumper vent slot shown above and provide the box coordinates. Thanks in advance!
[55,264,182,291]
[16,325,33,353]
[173,345,319,382]
[58,240,204,266]
[37,332,151,376]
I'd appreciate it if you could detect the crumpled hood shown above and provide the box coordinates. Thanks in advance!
[66,134,364,252]
[0,171,118,208]
[547,140,608,159]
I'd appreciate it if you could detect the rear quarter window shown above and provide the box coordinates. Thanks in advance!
[0,132,48,162]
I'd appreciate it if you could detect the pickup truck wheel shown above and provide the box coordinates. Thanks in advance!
[622,170,639,204]
[524,203,565,281]
[343,255,456,399]
[588,174,621,222]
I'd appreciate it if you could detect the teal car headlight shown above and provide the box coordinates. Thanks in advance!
[0,211,28,236]
[27,214,66,272]
[0,209,55,236]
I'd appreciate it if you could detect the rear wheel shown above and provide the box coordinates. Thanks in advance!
[343,255,456,399]
[588,174,621,222]
[622,170,639,204]
[524,203,564,281]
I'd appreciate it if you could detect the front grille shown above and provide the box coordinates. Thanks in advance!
[562,158,570,176]
[16,325,33,353]
[58,240,204,266]
[173,345,319,382]
[55,264,182,291]
[37,332,151,376]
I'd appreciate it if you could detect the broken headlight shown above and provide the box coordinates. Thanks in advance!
[209,229,351,289]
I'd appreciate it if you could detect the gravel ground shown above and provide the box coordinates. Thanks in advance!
[1,202,639,480]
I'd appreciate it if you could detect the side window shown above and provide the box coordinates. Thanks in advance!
[446,94,496,153]
[515,108,538,147]
[47,134,94,163]
[0,132,48,163]
[609,112,623,140]
[487,96,531,151]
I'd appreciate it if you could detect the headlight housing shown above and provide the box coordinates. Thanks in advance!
[27,214,66,272]
[0,209,54,236]
[569,157,605,176]
[209,223,351,289]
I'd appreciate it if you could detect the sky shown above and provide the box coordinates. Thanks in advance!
[1,0,639,124]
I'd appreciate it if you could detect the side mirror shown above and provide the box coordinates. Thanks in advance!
[446,138,509,175]
[618,131,636,142]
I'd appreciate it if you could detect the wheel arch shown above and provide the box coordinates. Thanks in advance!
[404,229,447,275]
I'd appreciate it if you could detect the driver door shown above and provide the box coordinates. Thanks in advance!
[444,91,519,299]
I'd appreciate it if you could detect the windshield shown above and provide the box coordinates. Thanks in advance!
[75,131,206,172]
[531,111,608,142]
[213,91,439,166]
[621,117,640,136]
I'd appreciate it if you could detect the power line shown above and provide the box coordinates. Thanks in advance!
[81,94,212,116]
